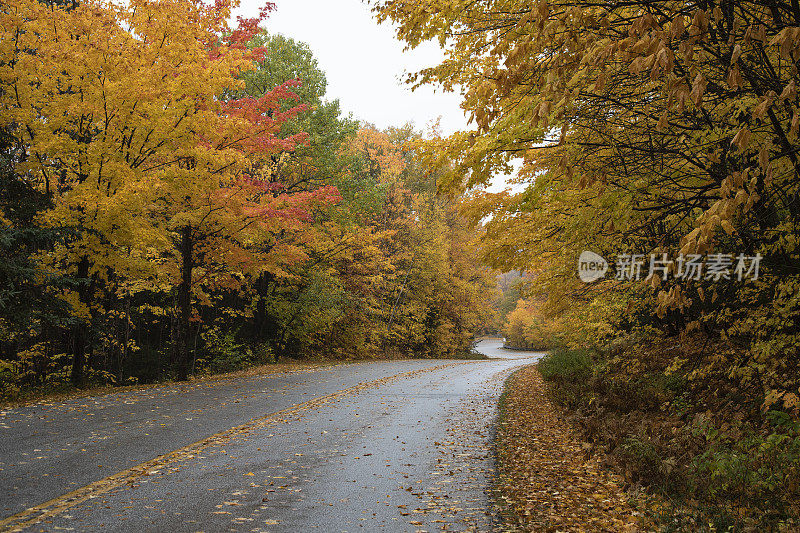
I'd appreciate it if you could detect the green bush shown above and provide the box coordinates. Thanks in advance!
[538,347,594,408]
[196,327,251,374]
[689,411,800,519]
[603,371,686,413]
[251,343,276,365]
[538,347,593,382]
[0,359,19,398]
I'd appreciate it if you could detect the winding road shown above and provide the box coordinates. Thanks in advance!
[0,339,541,532]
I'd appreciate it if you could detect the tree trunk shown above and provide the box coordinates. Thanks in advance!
[175,225,193,381]
[70,323,87,387]
[70,256,92,387]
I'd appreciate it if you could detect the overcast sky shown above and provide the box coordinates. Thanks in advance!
[237,0,468,136]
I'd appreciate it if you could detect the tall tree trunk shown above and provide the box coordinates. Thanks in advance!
[70,256,92,387]
[254,272,278,342]
[71,323,87,387]
[175,225,193,381]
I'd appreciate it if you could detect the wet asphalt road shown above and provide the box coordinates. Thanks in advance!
[0,339,542,532]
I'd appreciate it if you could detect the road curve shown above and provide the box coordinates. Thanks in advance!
[0,340,542,532]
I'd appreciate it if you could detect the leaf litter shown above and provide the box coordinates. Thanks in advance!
[495,365,641,531]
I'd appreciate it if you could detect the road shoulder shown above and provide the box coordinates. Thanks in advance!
[0,361,349,410]
[495,365,641,531]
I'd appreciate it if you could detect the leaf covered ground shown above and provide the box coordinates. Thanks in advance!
[495,364,642,531]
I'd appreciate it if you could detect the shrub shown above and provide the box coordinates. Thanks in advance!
[538,347,594,408]
[251,343,276,365]
[621,436,661,482]
[538,347,593,382]
[196,327,251,374]
[689,411,800,521]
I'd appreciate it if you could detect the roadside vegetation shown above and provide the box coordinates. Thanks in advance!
[534,343,800,530]
[497,341,800,530]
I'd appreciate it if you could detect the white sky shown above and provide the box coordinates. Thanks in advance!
[236,0,468,136]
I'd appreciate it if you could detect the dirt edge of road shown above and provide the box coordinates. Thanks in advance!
[494,364,642,532]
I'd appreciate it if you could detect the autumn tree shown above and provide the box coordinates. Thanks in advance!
[340,126,495,358]
[228,31,358,355]
[0,0,342,382]
[242,31,358,190]
[375,0,800,391]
